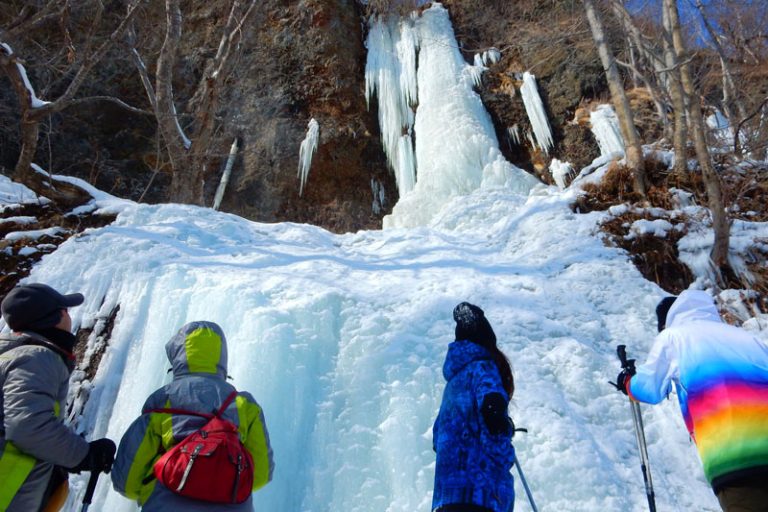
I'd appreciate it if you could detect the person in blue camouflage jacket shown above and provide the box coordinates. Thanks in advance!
[432,302,516,512]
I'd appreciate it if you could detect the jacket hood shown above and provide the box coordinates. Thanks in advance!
[0,333,24,355]
[165,321,228,379]
[443,340,493,381]
[666,290,721,328]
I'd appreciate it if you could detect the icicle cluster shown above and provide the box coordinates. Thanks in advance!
[481,48,501,65]
[365,15,419,198]
[297,118,319,196]
[508,125,521,146]
[366,4,536,228]
[468,53,486,89]
[589,105,625,157]
[519,72,553,154]
[370,178,386,215]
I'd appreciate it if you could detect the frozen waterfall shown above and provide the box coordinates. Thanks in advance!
[365,4,537,229]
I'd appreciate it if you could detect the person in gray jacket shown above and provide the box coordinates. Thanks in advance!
[0,283,116,512]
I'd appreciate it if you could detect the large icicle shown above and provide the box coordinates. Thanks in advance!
[382,4,537,229]
[589,104,625,157]
[519,72,553,154]
[297,118,319,196]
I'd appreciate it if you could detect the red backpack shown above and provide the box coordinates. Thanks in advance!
[148,391,254,504]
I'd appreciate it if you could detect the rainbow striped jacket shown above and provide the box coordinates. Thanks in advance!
[628,290,768,490]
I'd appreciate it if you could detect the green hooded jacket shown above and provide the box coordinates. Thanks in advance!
[111,321,273,511]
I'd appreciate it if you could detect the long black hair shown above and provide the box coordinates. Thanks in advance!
[491,346,514,398]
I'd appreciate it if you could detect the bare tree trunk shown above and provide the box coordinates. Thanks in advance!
[666,0,731,272]
[610,0,672,140]
[140,0,257,206]
[155,0,200,204]
[583,0,647,199]
[661,2,689,175]
[693,1,747,122]
[692,0,749,156]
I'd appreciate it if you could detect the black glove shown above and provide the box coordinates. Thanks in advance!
[615,368,634,395]
[69,438,116,474]
[481,393,512,436]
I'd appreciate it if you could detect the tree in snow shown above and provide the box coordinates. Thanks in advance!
[664,0,731,275]
[608,0,689,175]
[0,1,142,202]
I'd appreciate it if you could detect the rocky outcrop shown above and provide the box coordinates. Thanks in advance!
[191,0,397,232]
[441,0,603,179]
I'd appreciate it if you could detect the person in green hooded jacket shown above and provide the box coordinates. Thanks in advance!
[111,320,273,510]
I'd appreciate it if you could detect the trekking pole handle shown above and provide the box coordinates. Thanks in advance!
[617,344,629,368]
[80,470,101,512]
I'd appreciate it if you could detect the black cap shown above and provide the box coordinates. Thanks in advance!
[453,302,497,348]
[1,283,84,331]
[656,296,677,333]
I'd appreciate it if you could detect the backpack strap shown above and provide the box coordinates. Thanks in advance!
[146,390,239,419]
[214,390,239,417]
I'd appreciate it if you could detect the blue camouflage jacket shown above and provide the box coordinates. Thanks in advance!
[432,340,515,512]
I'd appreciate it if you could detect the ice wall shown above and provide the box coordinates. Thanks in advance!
[8,185,724,512]
[371,4,537,229]
[590,104,625,157]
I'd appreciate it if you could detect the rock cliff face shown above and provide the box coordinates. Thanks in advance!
[1,1,608,232]
[197,0,397,232]
[440,0,603,178]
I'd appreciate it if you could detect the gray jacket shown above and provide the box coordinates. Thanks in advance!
[0,332,89,512]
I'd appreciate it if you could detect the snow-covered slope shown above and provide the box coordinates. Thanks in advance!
[3,178,730,511]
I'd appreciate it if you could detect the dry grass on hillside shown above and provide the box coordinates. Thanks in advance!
[574,159,768,312]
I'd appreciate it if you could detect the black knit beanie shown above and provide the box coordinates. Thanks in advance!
[453,302,497,349]
[656,296,677,332]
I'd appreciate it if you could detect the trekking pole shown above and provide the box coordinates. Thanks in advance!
[514,455,539,512]
[510,425,538,512]
[617,345,657,512]
[80,471,100,512]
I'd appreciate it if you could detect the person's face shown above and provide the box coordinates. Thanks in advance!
[55,308,72,332]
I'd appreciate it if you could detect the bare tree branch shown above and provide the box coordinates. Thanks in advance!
[67,96,154,115]
[1,1,65,41]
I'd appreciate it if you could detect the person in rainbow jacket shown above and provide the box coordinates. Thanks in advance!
[616,289,768,511]
[111,321,273,511]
